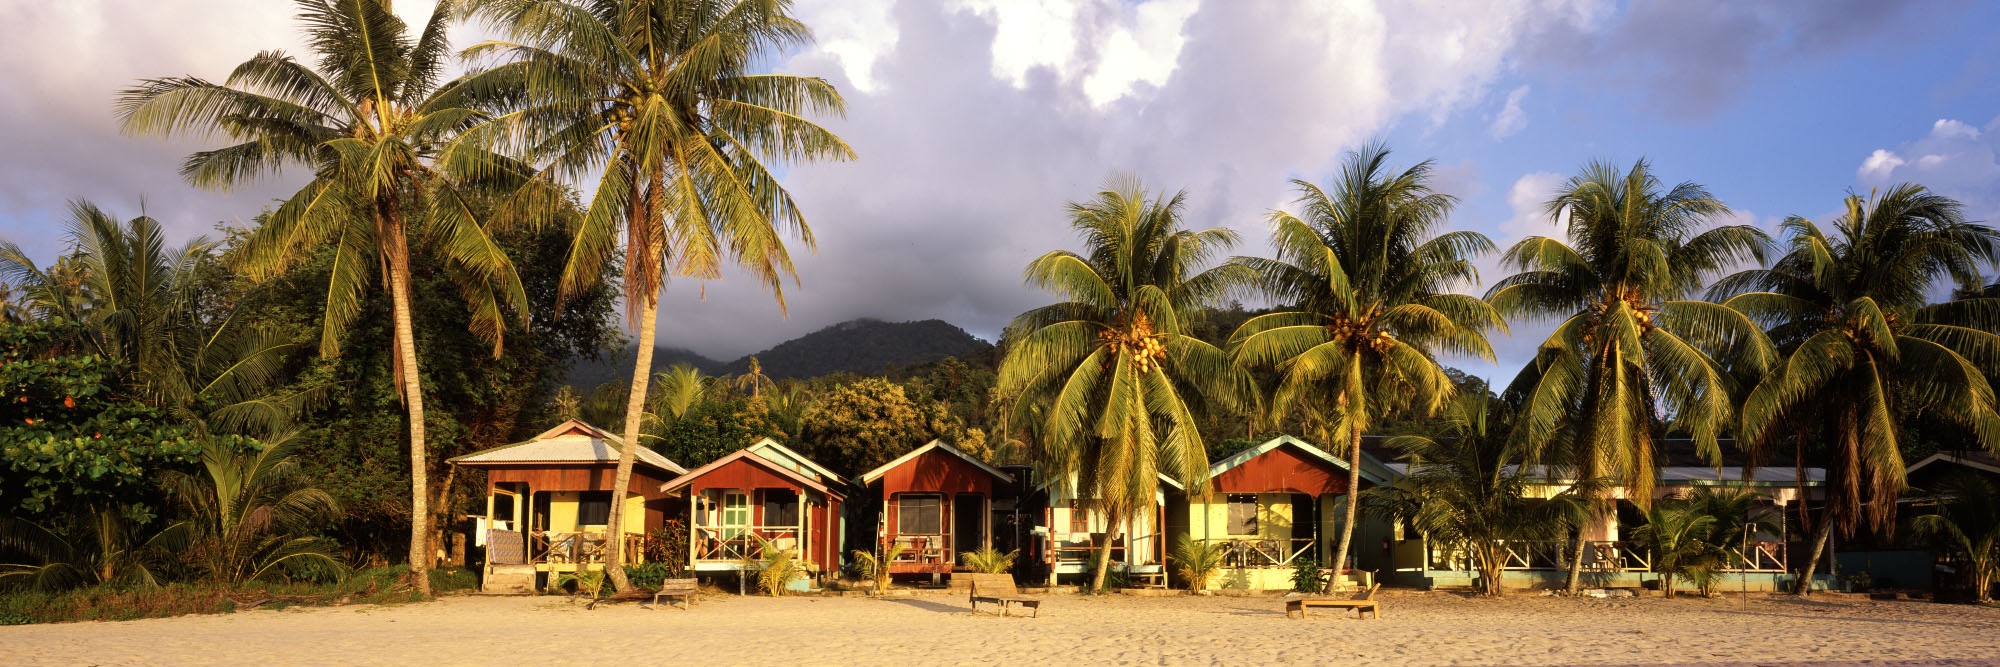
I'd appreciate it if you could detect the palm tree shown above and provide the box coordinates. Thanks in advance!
[166,434,347,585]
[1488,159,1773,594]
[0,509,186,593]
[1230,145,1502,591]
[1713,184,2000,593]
[640,362,708,441]
[118,0,531,595]
[1629,501,1713,598]
[457,0,854,592]
[0,202,306,438]
[997,178,1254,592]
[0,202,211,386]
[736,356,773,402]
[1914,472,2000,602]
[1676,487,1779,597]
[1370,395,1586,597]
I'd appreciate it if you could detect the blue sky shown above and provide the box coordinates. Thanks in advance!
[2,0,1996,382]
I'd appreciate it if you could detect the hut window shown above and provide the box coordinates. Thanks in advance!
[898,495,943,535]
[577,491,613,526]
[1226,494,1258,535]
[763,490,800,526]
[1069,502,1091,534]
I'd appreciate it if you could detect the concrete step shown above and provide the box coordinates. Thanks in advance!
[482,566,536,595]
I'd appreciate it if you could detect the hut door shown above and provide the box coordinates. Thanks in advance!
[1291,494,1319,550]
[954,494,985,553]
[722,491,749,539]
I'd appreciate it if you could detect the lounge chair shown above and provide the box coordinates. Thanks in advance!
[1285,583,1380,619]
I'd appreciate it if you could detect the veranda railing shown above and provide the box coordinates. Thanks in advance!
[693,526,802,561]
[1427,539,1784,573]
[1189,538,1317,569]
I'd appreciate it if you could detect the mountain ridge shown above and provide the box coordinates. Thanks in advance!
[564,317,992,386]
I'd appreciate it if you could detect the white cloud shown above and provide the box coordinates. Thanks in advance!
[1489,85,1530,139]
[0,1,472,259]
[1854,115,2000,236]
[645,0,1621,357]
[1496,171,1566,242]
[793,0,899,93]
[1933,118,1981,140]
[1857,149,1906,180]
[1081,0,1199,107]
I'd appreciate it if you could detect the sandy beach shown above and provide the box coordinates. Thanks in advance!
[4,590,1998,666]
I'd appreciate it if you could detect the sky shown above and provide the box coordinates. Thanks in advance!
[2,0,1998,384]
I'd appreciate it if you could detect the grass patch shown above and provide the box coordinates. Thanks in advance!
[0,566,478,625]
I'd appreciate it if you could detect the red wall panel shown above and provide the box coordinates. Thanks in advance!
[1211,446,1351,495]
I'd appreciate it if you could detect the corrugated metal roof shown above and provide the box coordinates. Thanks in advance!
[448,419,688,475]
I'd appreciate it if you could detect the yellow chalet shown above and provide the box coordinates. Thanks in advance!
[449,419,688,593]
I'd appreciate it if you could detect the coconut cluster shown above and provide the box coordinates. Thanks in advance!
[1326,308,1395,353]
[1100,313,1168,374]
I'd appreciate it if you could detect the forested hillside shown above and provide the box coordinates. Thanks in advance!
[719,319,992,379]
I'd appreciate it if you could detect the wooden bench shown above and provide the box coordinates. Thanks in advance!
[1285,583,1380,619]
[966,573,1041,618]
[651,578,699,610]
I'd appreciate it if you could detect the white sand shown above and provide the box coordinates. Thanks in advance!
[4,590,1998,666]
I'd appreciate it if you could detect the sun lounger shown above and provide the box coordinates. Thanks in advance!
[967,573,1040,618]
[1285,583,1380,619]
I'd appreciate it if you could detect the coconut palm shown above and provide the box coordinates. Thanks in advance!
[1629,501,1713,598]
[165,434,347,585]
[118,0,531,594]
[456,0,854,592]
[1487,159,1773,594]
[736,356,773,402]
[1230,145,1503,591]
[1914,472,2000,602]
[1712,184,2000,593]
[1169,534,1228,592]
[0,509,187,593]
[0,202,212,388]
[1369,395,1587,597]
[998,178,1254,592]
[0,202,306,438]
[1675,487,1779,597]
[640,362,709,441]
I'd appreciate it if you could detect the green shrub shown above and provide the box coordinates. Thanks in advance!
[1290,554,1324,592]
[626,562,676,590]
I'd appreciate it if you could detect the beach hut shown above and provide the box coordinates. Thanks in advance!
[1031,472,1180,587]
[1171,435,1395,590]
[449,419,687,594]
[1382,456,1827,592]
[858,439,1015,580]
[659,438,845,585]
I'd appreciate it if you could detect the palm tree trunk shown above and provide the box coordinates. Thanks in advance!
[1089,508,1124,593]
[1794,518,1831,595]
[602,295,658,593]
[604,163,666,593]
[1563,511,1589,595]
[1479,543,1504,598]
[384,204,432,597]
[1323,420,1364,594]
